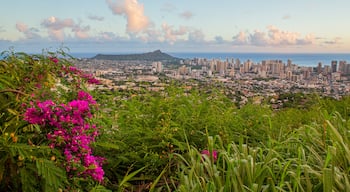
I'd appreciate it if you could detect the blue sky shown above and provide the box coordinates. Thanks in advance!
[1,0,350,53]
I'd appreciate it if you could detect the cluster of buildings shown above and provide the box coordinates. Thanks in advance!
[175,57,350,82]
[72,56,350,100]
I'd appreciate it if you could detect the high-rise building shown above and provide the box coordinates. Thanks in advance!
[331,60,337,73]
[338,60,347,74]
[287,59,292,68]
[317,62,323,74]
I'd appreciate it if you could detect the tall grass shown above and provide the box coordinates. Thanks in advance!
[174,109,350,191]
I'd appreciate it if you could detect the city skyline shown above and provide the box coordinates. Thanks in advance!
[1,0,350,54]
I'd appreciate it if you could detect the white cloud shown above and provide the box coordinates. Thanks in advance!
[16,22,28,32]
[106,0,150,33]
[41,16,74,31]
[188,30,205,43]
[72,25,90,39]
[323,37,342,45]
[232,31,248,45]
[250,30,268,46]
[99,32,118,41]
[161,23,189,43]
[41,16,74,41]
[16,22,41,40]
[180,11,193,20]
[41,16,91,41]
[232,26,315,47]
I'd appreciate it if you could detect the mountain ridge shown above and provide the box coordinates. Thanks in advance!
[91,50,181,61]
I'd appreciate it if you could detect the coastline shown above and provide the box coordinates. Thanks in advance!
[70,52,350,67]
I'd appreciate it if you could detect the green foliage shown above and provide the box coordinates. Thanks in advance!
[3,49,350,191]
[0,49,101,191]
[175,102,350,191]
[88,77,350,191]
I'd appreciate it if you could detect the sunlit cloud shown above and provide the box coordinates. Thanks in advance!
[72,25,90,39]
[232,26,315,47]
[161,23,189,43]
[232,31,248,45]
[106,0,150,33]
[180,11,193,20]
[41,16,74,41]
[16,22,41,39]
[41,16,91,41]
[16,22,27,32]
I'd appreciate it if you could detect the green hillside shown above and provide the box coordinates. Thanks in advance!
[92,49,181,61]
[1,50,350,191]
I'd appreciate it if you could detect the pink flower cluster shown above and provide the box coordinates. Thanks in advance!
[24,91,104,182]
[201,149,218,162]
[62,66,100,85]
[49,57,59,64]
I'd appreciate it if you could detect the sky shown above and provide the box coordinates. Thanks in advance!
[1,0,350,54]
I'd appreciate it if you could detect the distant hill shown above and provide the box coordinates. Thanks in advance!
[91,50,181,61]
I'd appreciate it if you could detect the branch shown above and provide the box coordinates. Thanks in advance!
[0,89,27,96]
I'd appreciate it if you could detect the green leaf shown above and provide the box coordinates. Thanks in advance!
[89,185,112,192]
[119,166,147,189]
[36,158,67,192]
[20,165,39,192]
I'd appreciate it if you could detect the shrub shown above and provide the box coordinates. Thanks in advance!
[0,49,105,191]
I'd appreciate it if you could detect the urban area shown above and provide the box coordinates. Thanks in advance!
[72,52,350,106]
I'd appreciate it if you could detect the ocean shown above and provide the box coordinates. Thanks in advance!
[71,52,350,67]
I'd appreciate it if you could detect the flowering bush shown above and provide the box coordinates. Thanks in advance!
[0,50,105,191]
[24,90,105,182]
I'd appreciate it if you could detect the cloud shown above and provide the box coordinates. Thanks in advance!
[41,16,74,30]
[16,22,41,39]
[215,36,225,43]
[161,23,189,43]
[106,0,150,33]
[282,14,291,20]
[16,22,28,32]
[323,37,342,45]
[180,11,193,20]
[251,30,269,46]
[41,16,91,41]
[99,32,118,41]
[0,26,5,33]
[41,16,74,41]
[88,15,104,21]
[188,29,205,43]
[232,31,248,45]
[232,26,315,47]
[72,25,90,39]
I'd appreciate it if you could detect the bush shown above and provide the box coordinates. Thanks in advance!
[0,50,106,191]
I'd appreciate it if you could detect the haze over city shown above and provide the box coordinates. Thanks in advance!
[1,0,350,53]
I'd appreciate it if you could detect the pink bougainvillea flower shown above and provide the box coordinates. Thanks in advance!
[49,57,59,63]
[201,149,218,162]
[23,92,104,182]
